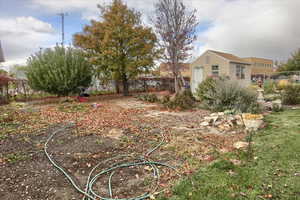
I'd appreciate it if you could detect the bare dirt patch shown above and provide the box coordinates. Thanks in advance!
[0,95,246,199]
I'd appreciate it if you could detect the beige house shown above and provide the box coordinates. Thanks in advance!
[190,50,251,93]
[159,63,191,78]
[242,57,274,79]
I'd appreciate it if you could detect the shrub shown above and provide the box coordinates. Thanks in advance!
[196,78,260,113]
[277,79,290,90]
[137,93,159,103]
[160,95,170,104]
[281,84,300,105]
[195,77,216,101]
[164,90,195,110]
[263,80,276,94]
[27,46,93,96]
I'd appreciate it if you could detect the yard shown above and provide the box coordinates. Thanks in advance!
[0,94,299,199]
[159,109,300,200]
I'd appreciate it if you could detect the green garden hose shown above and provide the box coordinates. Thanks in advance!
[44,124,176,200]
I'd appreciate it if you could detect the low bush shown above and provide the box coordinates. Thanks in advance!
[263,80,276,94]
[163,90,195,110]
[277,79,290,90]
[137,90,195,110]
[137,93,159,103]
[196,78,260,113]
[281,84,300,105]
[195,77,216,101]
[160,95,170,104]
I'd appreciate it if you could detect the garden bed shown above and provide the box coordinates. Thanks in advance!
[0,95,246,199]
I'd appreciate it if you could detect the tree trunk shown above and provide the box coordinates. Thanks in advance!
[21,81,27,101]
[122,74,129,96]
[115,80,120,94]
[174,75,179,93]
[6,83,9,102]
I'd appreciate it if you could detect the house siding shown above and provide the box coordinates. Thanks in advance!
[229,63,251,86]
[190,51,230,79]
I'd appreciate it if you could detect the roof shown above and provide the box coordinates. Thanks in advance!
[0,41,4,63]
[243,57,273,64]
[159,63,190,71]
[0,75,14,85]
[209,50,251,64]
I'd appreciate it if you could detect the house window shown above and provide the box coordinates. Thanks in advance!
[236,65,245,79]
[211,65,219,76]
[206,56,210,64]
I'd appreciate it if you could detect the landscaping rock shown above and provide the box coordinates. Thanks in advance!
[204,116,218,124]
[218,112,225,116]
[107,128,124,140]
[210,113,218,117]
[230,159,242,165]
[272,99,282,110]
[199,112,245,134]
[242,114,264,131]
[208,127,221,135]
[200,121,210,126]
[233,141,249,149]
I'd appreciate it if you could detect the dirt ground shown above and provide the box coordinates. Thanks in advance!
[0,95,245,200]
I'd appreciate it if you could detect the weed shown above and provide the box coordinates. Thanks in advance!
[5,153,27,164]
[95,139,103,145]
[210,159,235,171]
[0,134,8,140]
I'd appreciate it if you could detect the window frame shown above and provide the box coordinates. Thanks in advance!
[236,64,245,79]
[211,65,219,76]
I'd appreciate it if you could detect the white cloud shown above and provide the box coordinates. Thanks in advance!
[3,0,300,67]
[0,16,58,67]
[16,16,55,33]
[191,0,300,61]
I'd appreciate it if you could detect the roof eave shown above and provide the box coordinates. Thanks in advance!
[229,61,251,65]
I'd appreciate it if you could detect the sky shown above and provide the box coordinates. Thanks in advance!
[0,0,300,70]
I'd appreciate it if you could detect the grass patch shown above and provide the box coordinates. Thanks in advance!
[159,109,300,200]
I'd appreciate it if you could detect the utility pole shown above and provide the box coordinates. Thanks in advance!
[57,12,68,46]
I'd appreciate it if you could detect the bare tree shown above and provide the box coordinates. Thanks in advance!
[154,0,198,93]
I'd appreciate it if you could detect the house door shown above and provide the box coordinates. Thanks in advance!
[192,67,203,93]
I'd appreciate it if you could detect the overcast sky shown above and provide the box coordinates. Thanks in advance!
[0,0,300,70]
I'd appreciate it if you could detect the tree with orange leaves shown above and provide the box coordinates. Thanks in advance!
[74,0,161,96]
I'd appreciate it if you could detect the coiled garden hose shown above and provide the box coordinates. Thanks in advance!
[44,124,177,200]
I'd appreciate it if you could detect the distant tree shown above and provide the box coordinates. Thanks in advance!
[154,0,198,93]
[74,0,161,96]
[278,49,300,72]
[9,64,27,79]
[26,46,93,96]
[0,68,8,76]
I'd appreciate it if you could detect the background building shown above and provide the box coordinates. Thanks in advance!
[243,57,274,80]
[159,63,191,78]
[190,50,252,93]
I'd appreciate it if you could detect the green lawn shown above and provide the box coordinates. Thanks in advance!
[160,109,300,200]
